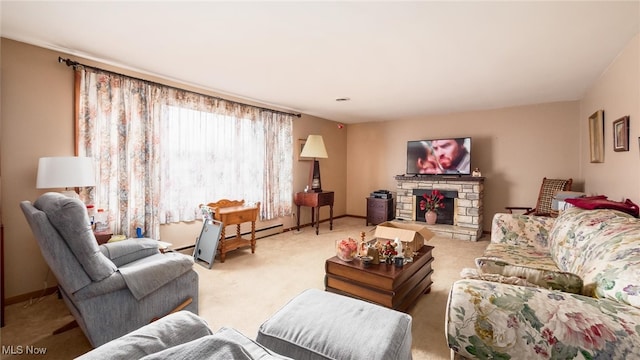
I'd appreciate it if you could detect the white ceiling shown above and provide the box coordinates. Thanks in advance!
[2,1,639,124]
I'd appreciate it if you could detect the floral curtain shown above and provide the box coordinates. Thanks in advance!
[76,67,293,239]
[76,68,161,239]
[261,111,294,219]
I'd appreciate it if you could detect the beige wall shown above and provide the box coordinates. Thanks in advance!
[580,34,640,201]
[2,39,77,299]
[345,102,582,229]
[0,39,346,299]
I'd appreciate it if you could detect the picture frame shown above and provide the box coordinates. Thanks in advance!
[588,110,604,163]
[297,139,312,161]
[613,116,630,152]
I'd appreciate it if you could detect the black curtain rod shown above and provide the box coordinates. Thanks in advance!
[58,57,302,118]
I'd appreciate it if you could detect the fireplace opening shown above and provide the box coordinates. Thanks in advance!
[413,189,458,225]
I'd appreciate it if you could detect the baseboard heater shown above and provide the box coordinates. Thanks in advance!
[224,223,283,240]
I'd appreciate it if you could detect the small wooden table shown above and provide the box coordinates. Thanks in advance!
[294,191,334,235]
[325,244,434,312]
[207,200,260,263]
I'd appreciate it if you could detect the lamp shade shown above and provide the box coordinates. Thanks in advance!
[300,135,328,159]
[36,156,96,189]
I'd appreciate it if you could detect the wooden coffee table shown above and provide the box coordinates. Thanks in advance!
[324,244,434,312]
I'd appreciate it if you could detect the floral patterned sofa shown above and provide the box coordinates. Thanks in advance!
[446,207,640,359]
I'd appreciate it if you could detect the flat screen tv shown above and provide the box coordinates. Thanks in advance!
[406,137,471,175]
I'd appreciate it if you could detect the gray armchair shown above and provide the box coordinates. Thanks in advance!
[20,192,199,347]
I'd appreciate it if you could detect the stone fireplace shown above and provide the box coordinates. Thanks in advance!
[395,175,484,241]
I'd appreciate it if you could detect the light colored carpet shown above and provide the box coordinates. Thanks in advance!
[1,216,488,359]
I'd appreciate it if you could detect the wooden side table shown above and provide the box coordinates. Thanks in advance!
[207,199,260,263]
[294,191,334,235]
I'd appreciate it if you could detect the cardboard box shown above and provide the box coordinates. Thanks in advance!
[373,221,435,251]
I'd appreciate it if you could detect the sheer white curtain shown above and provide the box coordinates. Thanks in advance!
[157,90,294,223]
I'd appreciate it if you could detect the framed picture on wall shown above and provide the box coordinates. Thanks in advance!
[613,116,630,152]
[588,110,605,163]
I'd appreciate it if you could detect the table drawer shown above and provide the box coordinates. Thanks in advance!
[368,201,387,209]
[316,192,334,206]
[368,214,387,225]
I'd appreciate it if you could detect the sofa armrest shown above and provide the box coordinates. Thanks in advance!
[491,213,555,249]
[76,310,213,360]
[72,272,128,300]
[446,279,640,359]
[74,252,194,301]
[99,238,160,267]
[118,252,195,300]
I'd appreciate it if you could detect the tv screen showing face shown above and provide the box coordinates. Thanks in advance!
[406,137,471,175]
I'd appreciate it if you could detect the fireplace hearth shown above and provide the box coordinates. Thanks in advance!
[394,175,484,241]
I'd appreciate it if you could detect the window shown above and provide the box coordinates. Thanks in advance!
[159,105,267,223]
[77,67,293,238]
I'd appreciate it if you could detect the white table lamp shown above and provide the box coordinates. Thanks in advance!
[300,135,328,192]
[36,156,96,198]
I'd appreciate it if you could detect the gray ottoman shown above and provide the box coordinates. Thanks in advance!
[256,289,413,360]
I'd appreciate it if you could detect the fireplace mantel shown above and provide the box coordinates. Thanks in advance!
[394,175,484,241]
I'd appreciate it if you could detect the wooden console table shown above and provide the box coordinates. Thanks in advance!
[294,191,334,235]
[206,200,260,263]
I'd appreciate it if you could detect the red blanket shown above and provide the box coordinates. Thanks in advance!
[565,195,639,218]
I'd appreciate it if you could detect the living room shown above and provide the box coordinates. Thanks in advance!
[1,1,639,358]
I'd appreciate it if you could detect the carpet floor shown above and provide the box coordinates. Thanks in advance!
[1,216,488,359]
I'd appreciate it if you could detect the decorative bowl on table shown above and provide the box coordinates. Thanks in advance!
[336,238,358,262]
[360,256,373,268]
